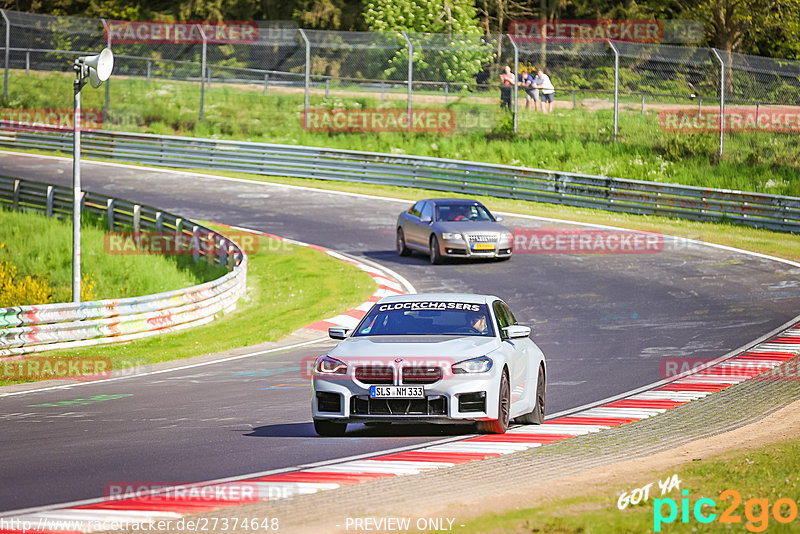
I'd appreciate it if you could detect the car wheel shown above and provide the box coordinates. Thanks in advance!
[477,369,510,434]
[396,228,411,257]
[429,235,443,265]
[313,419,347,436]
[516,364,546,424]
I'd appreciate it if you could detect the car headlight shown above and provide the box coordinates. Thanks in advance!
[315,355,347,375]
[442,232,462,241]
[500,232,513,242]
[452,355,493,374]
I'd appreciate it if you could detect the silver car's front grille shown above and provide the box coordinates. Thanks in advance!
[468,234,499,243]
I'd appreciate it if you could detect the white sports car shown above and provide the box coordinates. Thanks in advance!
[311,293,546,436]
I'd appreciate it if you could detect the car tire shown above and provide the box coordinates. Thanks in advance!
[396,228,411,257]
[516,364,546,424]
[477,369,510,434]
[313,419,347,436]
[429,235,443,265]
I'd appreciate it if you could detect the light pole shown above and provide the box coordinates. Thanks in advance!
[72,48,113,303]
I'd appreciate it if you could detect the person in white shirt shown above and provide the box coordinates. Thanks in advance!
[533,69,555,113]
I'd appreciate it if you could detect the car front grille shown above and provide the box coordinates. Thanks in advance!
[354,365,394,385]
[401,366,443,384]
[351,395,447,416]
[468,234,499,243]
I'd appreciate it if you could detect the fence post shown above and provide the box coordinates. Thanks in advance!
[325,77,329,98]
[608,40,619,142]
[711,48,725,159]
[509,34,518,133]
[264,73,269,95]
[401,31,412,131]
[25,50,28,74]
[199,24,207,122]
[444,81,448,105]
[146,59,151,83]
[298,29,310,129]
[2,10,10,101]
[572,89,576,109]
[641,93,645,115]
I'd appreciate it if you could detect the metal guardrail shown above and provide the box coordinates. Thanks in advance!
[0,176,247,357]
[1,129,798,232]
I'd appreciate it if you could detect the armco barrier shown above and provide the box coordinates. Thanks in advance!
[0,176,247,357]
[1,129,799,232]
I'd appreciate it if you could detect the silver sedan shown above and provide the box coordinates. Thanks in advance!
[396,199,513,264]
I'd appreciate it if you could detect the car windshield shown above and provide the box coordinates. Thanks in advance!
[353,301,495,337]
[434,203,495,222]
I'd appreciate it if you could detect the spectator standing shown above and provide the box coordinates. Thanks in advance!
[518,69,538,111]
[533,68,555,113]
[499,65,515,110]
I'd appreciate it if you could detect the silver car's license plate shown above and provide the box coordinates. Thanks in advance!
[369,385,424,398]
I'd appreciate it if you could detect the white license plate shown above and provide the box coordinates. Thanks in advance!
[369,386,424,398]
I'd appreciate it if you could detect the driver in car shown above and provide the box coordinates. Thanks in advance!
[466,313,489,334]
[450,205,469,221]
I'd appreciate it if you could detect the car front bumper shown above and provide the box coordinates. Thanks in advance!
[312,371,501,424]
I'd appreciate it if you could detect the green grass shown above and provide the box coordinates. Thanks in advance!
[0,226,376,386]
[0,207,224,303]
[451,438,800,533]
[4,69,800,196]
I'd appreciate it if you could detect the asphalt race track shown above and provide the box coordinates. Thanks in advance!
[2,152,800,513]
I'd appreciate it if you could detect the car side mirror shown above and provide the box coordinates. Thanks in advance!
[503,325,530,339]
[328,327,350,340]
[420,217,432,224]
[495,215,504,222]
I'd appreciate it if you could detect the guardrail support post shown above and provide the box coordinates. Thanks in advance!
[106,198,115,229]
[12,178,19,209]
[155,211,163,232]
[608,40,619,142]
[298,29,310,129]
[133,204,141,235]
[2,10,10,101]
[401,31,413,132]
[192,225,200,262]
[46,185,54,217]
[711,48,725,159]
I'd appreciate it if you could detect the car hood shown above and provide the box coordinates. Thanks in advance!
[432,221,509,233]
[329,335,500,362]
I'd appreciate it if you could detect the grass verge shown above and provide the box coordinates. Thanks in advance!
[452,438,800,533]
[0,226,376,386]
[4,70,800,196]
[0,207,224,303]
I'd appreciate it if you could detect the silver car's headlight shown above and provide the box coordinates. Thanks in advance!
[452,355,493,374]
[315,355,347,375]
[500,231,513,242]
[441,232,462,241]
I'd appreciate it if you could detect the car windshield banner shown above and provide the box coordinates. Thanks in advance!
[376,301,482,312]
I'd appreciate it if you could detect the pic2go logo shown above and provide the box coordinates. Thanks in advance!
[654,489,799,532]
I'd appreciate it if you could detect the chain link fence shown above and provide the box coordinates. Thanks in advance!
[1,8,799,166]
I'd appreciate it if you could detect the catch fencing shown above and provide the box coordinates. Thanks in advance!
[0,175,248,357]
[1,9,800,161]
[0,129,797,233]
